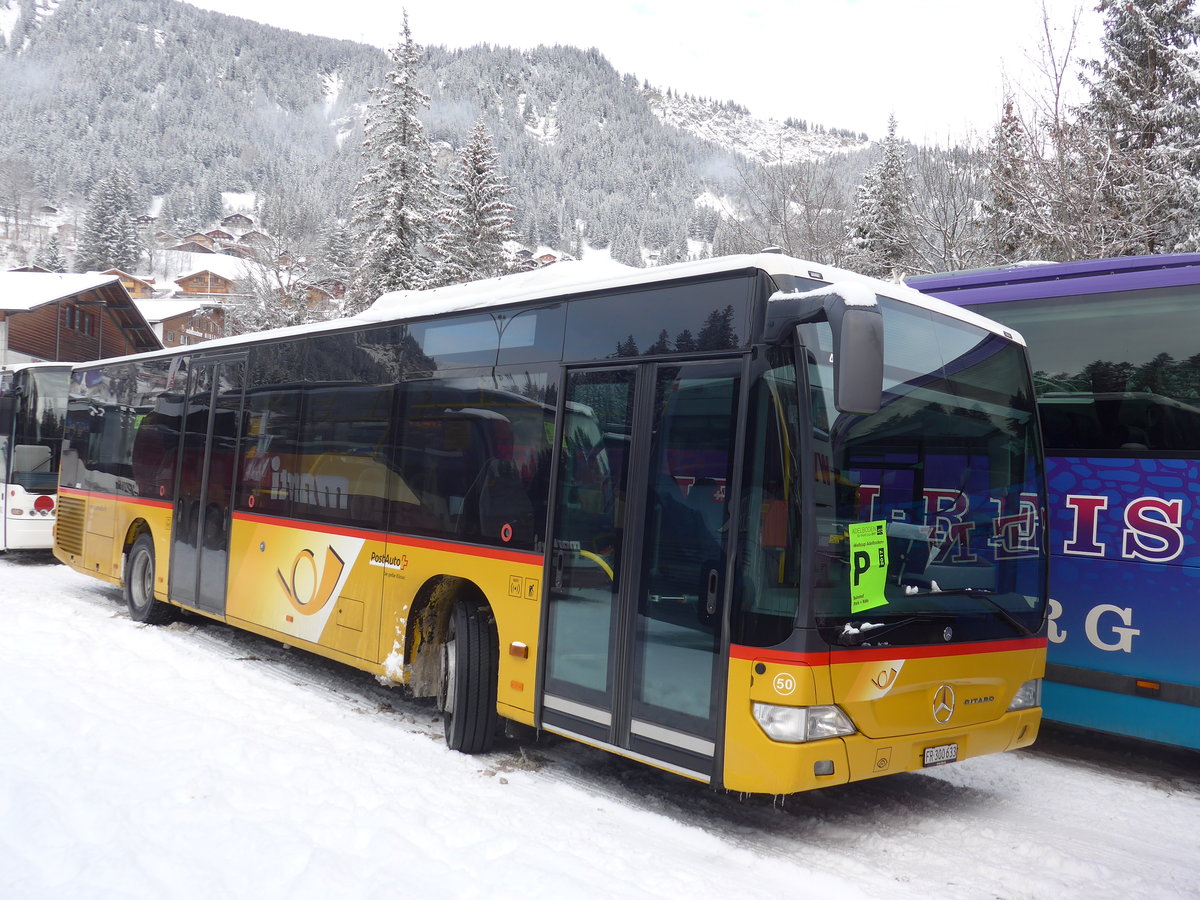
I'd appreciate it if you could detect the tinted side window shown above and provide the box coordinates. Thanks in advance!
[390,368,554,550]
[291,382,394,529]
[238,343,302,519]
[563,275,753,361]
[63,362,154,494]
[968,286,1200,453]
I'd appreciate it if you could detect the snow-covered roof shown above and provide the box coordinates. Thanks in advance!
[362,253,1023,343]
[0,271,122,312]
[133,299,220,322]
[166,252,252,282]
[77,253,1025,366]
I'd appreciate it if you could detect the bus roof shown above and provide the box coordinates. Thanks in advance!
[70,253,1024,368]
[908,253,1200,306]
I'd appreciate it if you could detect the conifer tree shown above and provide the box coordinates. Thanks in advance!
[34,234,67,273]
[1080,0,1200,253]
[349,14,438,310]
[75,168,141,273]
[428,119,516,285]
[982,98,1038,262]
[845,116,913,278]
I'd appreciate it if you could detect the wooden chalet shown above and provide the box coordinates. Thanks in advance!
[220,213,253,230]
[134,299,225,349]
[180,232,214,249]
[0,271,161,364]
[205,229,234,243]
[171,241,214,254]
[103,269,156,299]
[175,269,239,297]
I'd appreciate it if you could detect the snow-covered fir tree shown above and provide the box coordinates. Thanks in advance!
[349,15,439,309]
[428,119,517,286]
[34,234,67,273]
[75,168,141,273]
[846,117,914,278]
[1080,0,1200,253]
[982,98,1038,262]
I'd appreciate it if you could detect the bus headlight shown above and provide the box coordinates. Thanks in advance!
[752,703,856,743]
[1008,679,1042,711]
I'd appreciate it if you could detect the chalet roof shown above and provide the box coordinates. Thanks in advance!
[205,229,234,240]
[133,299,221,323]
[0,272,122,312]
[169,254,250,282]
[0,271,161,353]
[221,213,253,226]
[175,269,237,284]
[103,268,155,289]
[172,241,214,254]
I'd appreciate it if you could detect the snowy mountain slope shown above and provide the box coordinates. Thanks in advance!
[645,87,868,165]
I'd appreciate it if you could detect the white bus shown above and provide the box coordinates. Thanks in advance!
[1,362,70,551]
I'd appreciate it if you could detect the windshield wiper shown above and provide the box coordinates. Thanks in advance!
[899,587,1035,638]
[837,614,950,647]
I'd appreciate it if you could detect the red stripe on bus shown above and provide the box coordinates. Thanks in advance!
[58,487,172,510]
[730,637,1046,666]
[231,510,542,565]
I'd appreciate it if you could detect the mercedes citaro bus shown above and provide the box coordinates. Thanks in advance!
[54,253,1047,794]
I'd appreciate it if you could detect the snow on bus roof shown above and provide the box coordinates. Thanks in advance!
[360,253,1021,341]
[76,253,1022,367]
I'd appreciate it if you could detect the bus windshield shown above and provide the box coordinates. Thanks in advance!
[807,298,1046,645]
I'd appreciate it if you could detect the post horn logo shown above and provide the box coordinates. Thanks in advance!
[277,546,345,616]
[932,684,956,724]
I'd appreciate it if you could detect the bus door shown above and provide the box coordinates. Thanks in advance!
[540,360,742,782]
[169,356,246,616]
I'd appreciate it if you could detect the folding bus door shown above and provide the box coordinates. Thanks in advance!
[169,355,246,617]
[540,360,742,782]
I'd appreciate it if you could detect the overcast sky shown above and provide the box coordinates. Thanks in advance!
[182,0,1103,143]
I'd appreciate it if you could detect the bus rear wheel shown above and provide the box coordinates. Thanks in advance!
[439,599,499,753]
[124,533,174,626]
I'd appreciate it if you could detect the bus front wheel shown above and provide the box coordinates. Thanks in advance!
[439,599,499,753]
[124,533,174,626]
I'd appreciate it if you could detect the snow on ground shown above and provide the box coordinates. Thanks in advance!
[1,553,1198,900]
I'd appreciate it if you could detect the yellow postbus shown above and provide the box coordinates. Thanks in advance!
[54,254,1047,794]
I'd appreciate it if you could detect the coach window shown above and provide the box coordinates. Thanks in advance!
[497,305,566,365]
[390,367,554,550]
[292,381,393,529]
[563,275,752,362]
[981,287,1200,453]
[409,314,500,368]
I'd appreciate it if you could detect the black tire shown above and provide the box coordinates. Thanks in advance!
[124,533,174,625]
[439,599,499,754]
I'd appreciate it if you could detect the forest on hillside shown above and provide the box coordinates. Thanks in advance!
[0,0,1197,325]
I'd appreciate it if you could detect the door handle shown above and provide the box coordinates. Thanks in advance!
[552,548,564,589]
[705,568,720,615]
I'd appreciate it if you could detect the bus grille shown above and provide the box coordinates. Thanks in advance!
[55,495,85,556]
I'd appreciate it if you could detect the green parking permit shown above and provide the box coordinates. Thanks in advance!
[848,520,889,613]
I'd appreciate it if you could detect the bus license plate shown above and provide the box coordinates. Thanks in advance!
[923,743,958,767]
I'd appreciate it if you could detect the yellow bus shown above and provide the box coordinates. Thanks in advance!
[54,253,1047,794]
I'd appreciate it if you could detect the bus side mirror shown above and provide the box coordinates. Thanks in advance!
[820,286,884,415]
[766,281,884,415]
